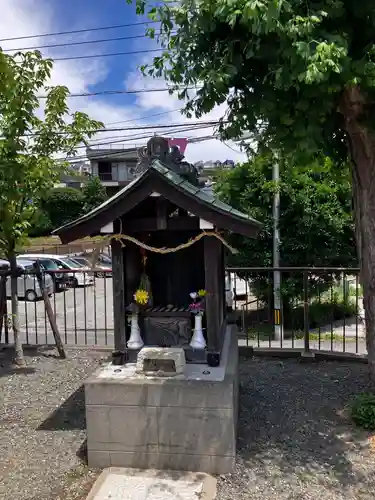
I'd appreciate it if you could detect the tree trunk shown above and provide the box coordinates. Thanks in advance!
[340,86,375,385]
[8,252,25,366]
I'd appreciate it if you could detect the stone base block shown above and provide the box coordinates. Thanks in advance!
[135,346,186,376]
[85,325,239,475]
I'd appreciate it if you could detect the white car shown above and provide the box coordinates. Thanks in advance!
[225,274,234,310]
[70,255,112,278]
[0,258,54,301]
[19,254,94,287]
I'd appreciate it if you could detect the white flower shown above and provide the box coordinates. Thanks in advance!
[190,292,198,299]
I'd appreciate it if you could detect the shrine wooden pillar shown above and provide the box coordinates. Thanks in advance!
[204,236,224,354]
[111,237,126,350]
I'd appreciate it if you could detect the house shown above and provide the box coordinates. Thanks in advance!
[58,145,238,195]
[56,160,92,189]
[86,146,140,196]
[195,159,236,183]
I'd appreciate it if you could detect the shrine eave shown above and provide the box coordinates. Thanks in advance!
[52,160,263,244]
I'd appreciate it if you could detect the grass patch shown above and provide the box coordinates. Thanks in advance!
[245,285,360,342]
[21,235,110,253]
[26,235,97,248]
[246,326,360,343]
[351,392,375,430]
[27,235,62,246]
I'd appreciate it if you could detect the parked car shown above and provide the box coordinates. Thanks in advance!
[231,273,249,301]
[0,258,54,301]
[225,273,234,311]
[19,254,94,287]
[97,253,112,266]
[20,256,71,292]
[71,255,112,278]
[95,253,112,276]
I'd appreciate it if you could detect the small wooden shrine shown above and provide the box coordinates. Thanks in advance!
[54,137,262,365]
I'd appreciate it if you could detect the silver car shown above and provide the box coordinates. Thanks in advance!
[0,258,54,301]
[20,254,94,287]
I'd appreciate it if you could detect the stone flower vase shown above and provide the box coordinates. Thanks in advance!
[190,313,206,349]
[127,312,144,350]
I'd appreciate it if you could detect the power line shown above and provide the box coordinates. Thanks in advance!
[86,108,181,141]
[0,21,158,43]
[105,108,182,126]
[84,123,217,150]
[58,124,218,161]
[65,132,217,163]
[60,132,216,163]
[75,123,218,152]
[4,32,171,53]
[51,47,163,62]
[94,121,223,134]
[38,87,198,99]
[21,121,224,138]
[85,124,218,151]
[223,142,244,154]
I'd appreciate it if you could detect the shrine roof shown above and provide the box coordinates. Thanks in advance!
[151,161,260,224]
[53,158,262,244]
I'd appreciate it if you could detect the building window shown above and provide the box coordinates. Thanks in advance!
[98,161,112,181]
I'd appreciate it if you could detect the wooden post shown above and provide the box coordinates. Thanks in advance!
[34,261,66,359]
[156,198,168,230]
[111,238,126,350]
[204,236,224,354]
[124,243,142,306]
[219,243,225,318]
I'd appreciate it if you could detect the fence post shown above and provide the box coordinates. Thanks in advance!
[302,270,314,359]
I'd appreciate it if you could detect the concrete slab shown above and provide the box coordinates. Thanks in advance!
[95,334,228,381]
[85,326,238,473]
[86,467,216,500]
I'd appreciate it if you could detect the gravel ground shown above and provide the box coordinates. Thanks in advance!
[1,350,374,500]
[0,347,107,500]
[217,357,375,500]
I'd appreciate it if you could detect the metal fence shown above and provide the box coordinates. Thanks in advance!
[229,267,364,355]
[0,266,365,357]
[0,268,114,347]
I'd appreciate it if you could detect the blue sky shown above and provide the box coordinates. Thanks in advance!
[1,0,246,163]
[48,0,149,105]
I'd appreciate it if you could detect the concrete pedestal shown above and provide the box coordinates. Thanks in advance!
[85,325,239,474]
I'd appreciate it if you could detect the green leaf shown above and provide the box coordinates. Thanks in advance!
[0,50,102,253]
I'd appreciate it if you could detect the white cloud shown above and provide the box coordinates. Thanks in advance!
[0,0,246,164]
[0,0,140,154]
[125,55,247,163]
[0,0,106,92]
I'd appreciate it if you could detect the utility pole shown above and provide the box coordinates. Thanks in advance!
[272,153,282,340]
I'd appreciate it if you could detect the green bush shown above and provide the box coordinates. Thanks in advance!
[281,283,358,330]
[28,209,52,237]
[82,175,108,213]
[215,155,357,309]
[287,300,357,330]
[41,187,84,230]
[351,393,375,430]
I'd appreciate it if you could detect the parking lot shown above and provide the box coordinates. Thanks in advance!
[1,272,248,348]
[4,277,115,347]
